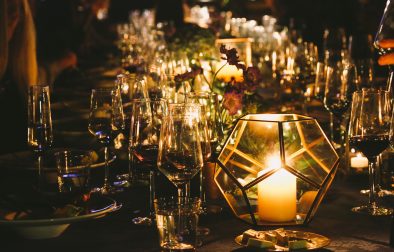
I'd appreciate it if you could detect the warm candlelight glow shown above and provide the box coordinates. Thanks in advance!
[121,82,129,95]
[258,155,297,222]
[215,61,244,83]
[350,153,368,169]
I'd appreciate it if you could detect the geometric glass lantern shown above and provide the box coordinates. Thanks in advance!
[215,114,339,226]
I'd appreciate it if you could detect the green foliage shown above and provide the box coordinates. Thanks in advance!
[167,24,217,61]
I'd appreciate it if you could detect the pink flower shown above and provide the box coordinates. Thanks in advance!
[223,91,243,115]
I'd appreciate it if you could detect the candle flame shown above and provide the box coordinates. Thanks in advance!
[267,155,281,169]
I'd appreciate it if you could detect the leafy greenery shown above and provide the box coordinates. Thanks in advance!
[167,23,217,61]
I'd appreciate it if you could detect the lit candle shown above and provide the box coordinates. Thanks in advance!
[258,156,297,222]
[215,60,244,83]
[304,84,314,98]
[350,153,368,169]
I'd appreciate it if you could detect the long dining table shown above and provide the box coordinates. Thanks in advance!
[0,62,394,252]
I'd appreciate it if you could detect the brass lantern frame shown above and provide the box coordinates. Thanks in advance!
[214,114,339,226]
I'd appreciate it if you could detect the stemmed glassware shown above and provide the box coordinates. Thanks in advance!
[88,87,125,194]
[348,89,393,216]
[323,63,357,149]
[323,27,348,66]
[116,73,149,180]
[168,102,212,240]
[348,33,375,89]
[186,92,222,211]
[157,104,203,200]
[130,98,168,225]
[375,0,394,94]
[27,85,53,183]
[314,62,327,101]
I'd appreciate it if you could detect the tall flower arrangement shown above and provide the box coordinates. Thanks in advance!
[174,45,263,144]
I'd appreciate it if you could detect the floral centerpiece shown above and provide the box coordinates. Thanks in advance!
[174,45,265,147]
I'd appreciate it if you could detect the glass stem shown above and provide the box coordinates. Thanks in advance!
[200,166,206,206]
[128,149,134,184]
[368,156,379,209]
[149,170,155,216]
[386,68,393,94]
[177,183,189,202]
[376,155,382,192]
[38,154,42,177]
[37,154,43,191]
[103,145,110,189]
[329,112,335,144]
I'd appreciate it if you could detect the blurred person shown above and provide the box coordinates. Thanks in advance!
[35,0,112,85]
[0,0,38,153]
[155,0,185,27]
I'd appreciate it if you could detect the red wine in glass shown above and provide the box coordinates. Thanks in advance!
[349,135,390,159]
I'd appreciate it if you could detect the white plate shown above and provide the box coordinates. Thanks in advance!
[0,195,120,239]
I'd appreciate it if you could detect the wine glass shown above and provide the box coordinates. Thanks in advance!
[115,73,152,188]
[88,87,125,194]
[348,33,375,89]
[323,27,348,66]
[375,0,394,94]
[157,105,203,201]
[348,89,393,215]
[314,62,327,101]
[186,92,222,210]
[169,102,212,240]
[130,98,168,225]
[27,85,53,183]
[323,62,358,149]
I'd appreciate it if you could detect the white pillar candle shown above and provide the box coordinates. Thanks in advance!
[258,156,297,222]
[350,153,368,169]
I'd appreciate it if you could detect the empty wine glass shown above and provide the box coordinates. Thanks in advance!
[27,85,53,182]
[349,32,375,89]
[314,62,327,100]
[88,87,125,194]
[186,92,222,211]
[375,0,394,94]
[323,27,348,66]
[157,105,203,201]
[348,89,393,215]
[324,63,358,149]
[130,98,168,225]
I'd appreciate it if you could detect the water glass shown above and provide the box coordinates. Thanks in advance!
[155,197,201,251]
[27,85,53,154]
[38,149,93,207]
[55,150,93,195]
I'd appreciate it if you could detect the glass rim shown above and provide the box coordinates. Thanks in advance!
[54,149,95,160]
[29,85,50,92]
[91,87,119,93]
[154,197,201,211]
[29,84,50,88]
[354,88,390,94]
[131,98,167,103]
[187,91,219,97]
